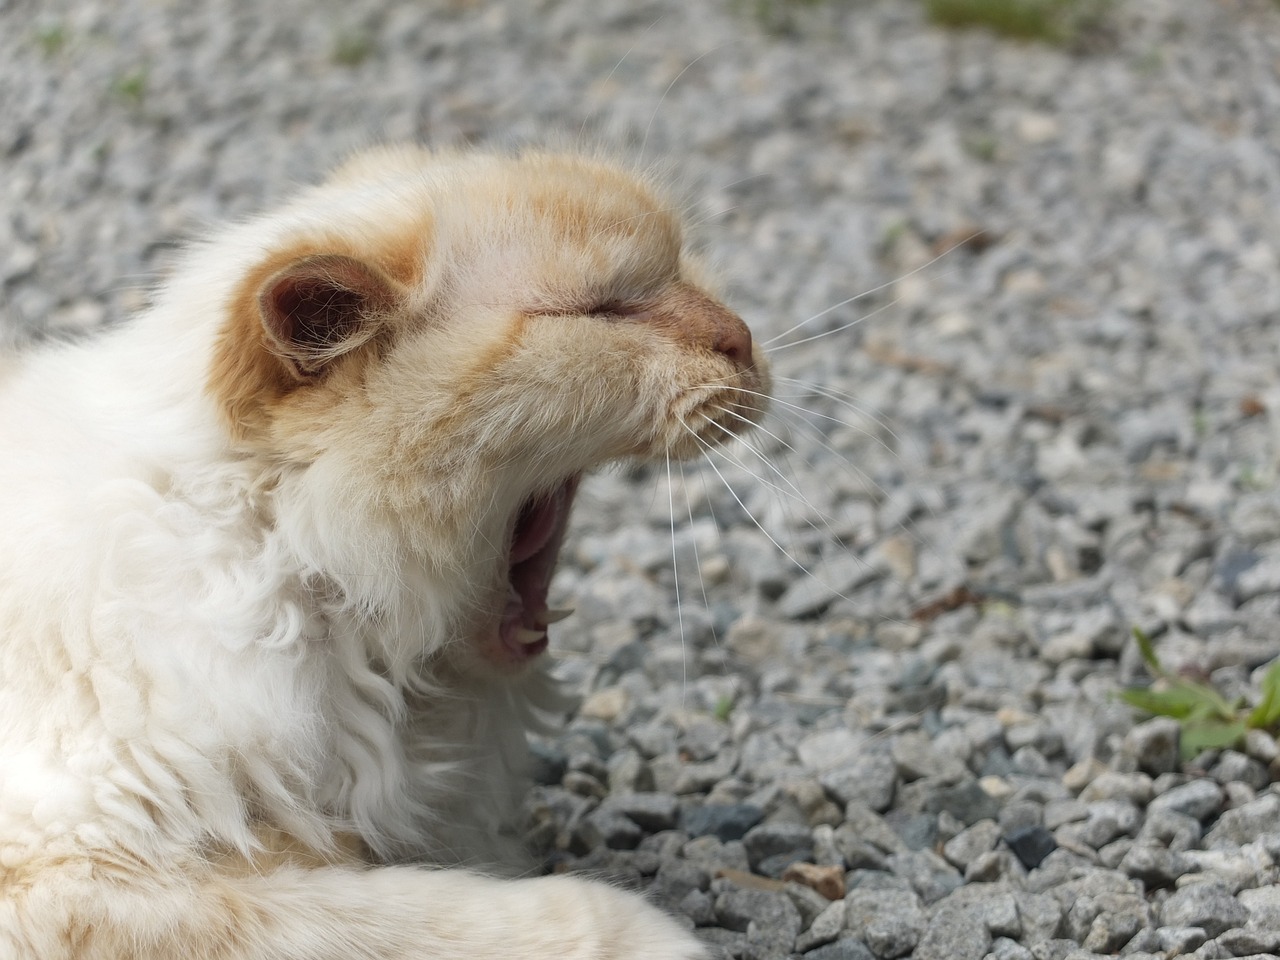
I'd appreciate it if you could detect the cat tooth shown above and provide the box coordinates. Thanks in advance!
[539,608,575,626]
[515,628,547,645]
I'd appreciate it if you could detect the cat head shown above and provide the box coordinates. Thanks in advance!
[203,147,770,674]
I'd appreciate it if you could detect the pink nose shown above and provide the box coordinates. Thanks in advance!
[646,283,756,371]
[713,320,753,369]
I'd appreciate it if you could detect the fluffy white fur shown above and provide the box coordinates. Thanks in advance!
[0,147,768,959]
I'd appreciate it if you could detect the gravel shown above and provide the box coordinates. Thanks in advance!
[5,0,1280,956]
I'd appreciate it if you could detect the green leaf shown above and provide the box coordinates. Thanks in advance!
[1180,718,1248,759]
[1121,681,1237,722]
[1131,626,1164,676]
[1246,658,1280,730]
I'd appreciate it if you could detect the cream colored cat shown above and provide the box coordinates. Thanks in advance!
[0,147,769,959]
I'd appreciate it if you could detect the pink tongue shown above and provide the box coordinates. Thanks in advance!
[509,487,567,564]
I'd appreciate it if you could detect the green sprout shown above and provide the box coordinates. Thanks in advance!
[1121,627,1280,760]
[35,21,68,57]
[113,68,148,105]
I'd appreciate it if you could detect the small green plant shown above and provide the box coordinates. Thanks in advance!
[713,694,735,722]
[35,21,68,57]
[113,68,147,105]
[332,28,376,67]
[1121,627,1280,760]
[923,0,1110,46]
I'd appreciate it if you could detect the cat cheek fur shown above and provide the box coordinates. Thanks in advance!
[0,147,763,959]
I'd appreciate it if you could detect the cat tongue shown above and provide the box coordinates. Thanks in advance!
[500,478,579,660]
[509,483,571,564]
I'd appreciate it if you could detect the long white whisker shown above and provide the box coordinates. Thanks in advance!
[764,296,901,353]
[680,422,876,612]
[666,452,687,703]
[696,422,821,515]
[759,235,979,348]
[577,17,662,144]
[641,43,739,160]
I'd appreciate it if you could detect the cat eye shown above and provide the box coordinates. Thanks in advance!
[585,301,640,320]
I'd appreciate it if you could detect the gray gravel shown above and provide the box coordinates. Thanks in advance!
[5,0,1280,957]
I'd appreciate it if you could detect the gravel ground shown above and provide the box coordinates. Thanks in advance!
[5,1,1280,957]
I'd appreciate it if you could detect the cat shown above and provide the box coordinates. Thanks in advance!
[0,146,770,959]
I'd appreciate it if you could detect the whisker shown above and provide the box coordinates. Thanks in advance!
[764,295,902,354]
[665,452,688,704]
[576,16,663,144]
[695,425,823,520]
[679,422,883,615]
[640,42,741,161]
[759,236,979,348]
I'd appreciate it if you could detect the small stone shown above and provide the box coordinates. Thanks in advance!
[942,819,1001,870]
[1012,890,1064,943]
[1124,716,1182,776]
[743,822,814,871]
[1148,779,1223,822]
[797,729,866,774]
[1208,750,1270,791]
[683,805,766,843]
[1004,825,1058,869]
[802,940,875,960]
[578,686,629,721]
[1028,939,1077,960]
[1160,882,1250,937]
[964,849,1019,882]
[821,753,898,812]
[1074,800,1142,849]
[609,792,679,832]
[1239,883,1280,929]
[840,804,909,855]
[796,900,846,952]
[606,747,654,793]
[1062,757,1108,793]
[1078,771,1153,806]
[746,893,802,960]
[787,881,837,928]
[678,888,717,926]
[1203,791,1280,848]
[576,807,642,849]
[912,904,991,960]
[1156,926,1208,953]
[925,779,1003,826]
[696,927,747,958]
[891,731,968,784]
[651,859,712,905]
[987,937,1034,960]
[1214,927,1280,955]
[1082,906,1144,953]
[843,888,925,959]
[884,849,963,905]
[716,886,797,933]
[683,836,752,873]
[782,862,845,901]
[1119,843,1190,887]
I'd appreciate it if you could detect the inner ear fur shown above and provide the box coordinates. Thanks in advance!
[259,253,402,379]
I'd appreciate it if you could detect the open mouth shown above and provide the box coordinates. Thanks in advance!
[495,475,580,664]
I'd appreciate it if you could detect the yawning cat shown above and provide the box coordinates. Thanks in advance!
[0,146,769,959]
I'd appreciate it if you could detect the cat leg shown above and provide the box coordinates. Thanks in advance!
[4,858,706,960]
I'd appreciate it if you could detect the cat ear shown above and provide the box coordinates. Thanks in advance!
[259,253,401,378]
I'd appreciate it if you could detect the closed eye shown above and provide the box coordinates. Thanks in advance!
[586,301,641,320]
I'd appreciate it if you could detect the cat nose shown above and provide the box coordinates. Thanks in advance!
[655,283,756,370]
[713,320,753,369]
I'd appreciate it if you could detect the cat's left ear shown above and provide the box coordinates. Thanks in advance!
[258,253,402,379]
